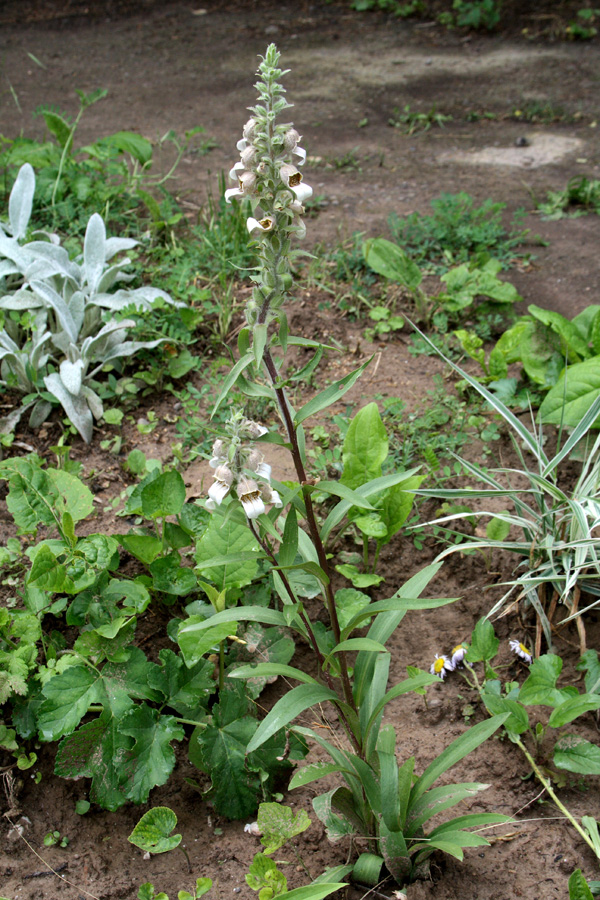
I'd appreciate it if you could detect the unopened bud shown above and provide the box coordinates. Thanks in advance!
[243,117,257,140]
[240,146,258,168]
[284,128,301,151]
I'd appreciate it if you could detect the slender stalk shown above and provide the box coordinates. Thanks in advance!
[514,736,599,859]
[262,347,358,719]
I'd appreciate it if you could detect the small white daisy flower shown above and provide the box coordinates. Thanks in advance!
[449,644,468,670]
[510,640,532,665]
[430,654,452,680]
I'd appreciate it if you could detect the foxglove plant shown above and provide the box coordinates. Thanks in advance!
[178,45,511,885]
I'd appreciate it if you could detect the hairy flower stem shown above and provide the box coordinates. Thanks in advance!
[261,345,359,726]
[248,520,330,679]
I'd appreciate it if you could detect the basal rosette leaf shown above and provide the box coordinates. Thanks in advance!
[118,704,184,804]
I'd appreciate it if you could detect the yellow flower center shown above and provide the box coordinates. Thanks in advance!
[434,657,446,674]
[519,643,529,655]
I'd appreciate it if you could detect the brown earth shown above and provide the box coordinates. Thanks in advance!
[1,3,600,900]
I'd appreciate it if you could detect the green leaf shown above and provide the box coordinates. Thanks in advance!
[150,552,197,596]
[554,735,600,775]
[411,715,508,802]
[294,358,372,426]
[363,238,422,289]
[38,665,102,741]
[190,707,260,820]
[119,705,185,804]
[141,470,186,519]
[118,533,163,566]
[548,694,600,728]
[55,709,131,811]
[539,356,600,428]
[334,588,372,632]
[519,654,573,707]
[577,650,600,695]
[228,663,318,686]
[279,509,298,569]
[178,619,238,667]
[27,543,69,593]
[246,852,288,897]
[569,869,595,900]
[257,803,311,854]
[480,689,529,736]
[288,761,345,790]
[211,352,254,417]
[466,617,499,663]
[48,469,94,522]
[340,403,388,491]
[335,564,383,589]
[377,475,422,545]
[246,684,339,753]
[128,807,182,854]
[195,517,260,590]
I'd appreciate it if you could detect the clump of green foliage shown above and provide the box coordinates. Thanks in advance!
[388,192,529,271]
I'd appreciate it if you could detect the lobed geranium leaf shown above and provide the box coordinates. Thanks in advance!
[119,705,185,804]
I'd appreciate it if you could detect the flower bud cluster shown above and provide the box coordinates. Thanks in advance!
[225,44,312,328]
[207,415,282,520]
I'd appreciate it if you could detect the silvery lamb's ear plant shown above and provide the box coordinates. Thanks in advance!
[411,328,600,657]
[0,166,181,441]
[177,44,511,885]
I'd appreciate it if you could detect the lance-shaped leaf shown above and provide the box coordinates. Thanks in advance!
[245,684,339,753]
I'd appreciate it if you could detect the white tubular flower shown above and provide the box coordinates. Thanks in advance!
[225,186,244,203]
[244,822,261,836]
[237,477,266,519]
[430,654,452,680]
[449,644,468,670]
[260,483,282,508]
[255,461,272,481]
[293,145,307,165]
[208,465,234,507]
[237,138,248,152]
[291,182,313,203]
[510,640,533,664]
[279,163,303,188]
[229,161,245,181]
[247,216,275,236]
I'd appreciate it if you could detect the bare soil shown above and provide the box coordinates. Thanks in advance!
[1,3,600,899]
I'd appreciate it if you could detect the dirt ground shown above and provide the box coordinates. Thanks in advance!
[1,2,600,899]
